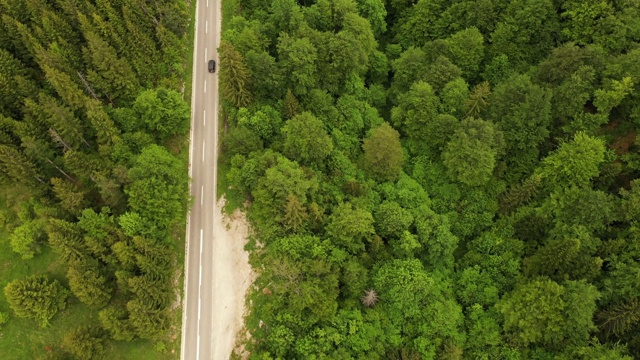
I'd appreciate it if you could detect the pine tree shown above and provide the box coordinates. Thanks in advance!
[98,306,136,341]
[50,177,88,216]
[41,64,88,111]
[597,298,640,339]
[3,274,69,327]
[62,325,108,360]
[67,259,113,308]
[121,4,160,87]
[0,48,29,117]
[127,273,172,308]
[38,93,89,150]
[83,30,139,103]
[465,81,490,118]
[132,236,174,278]
[84,99,121,154]
[219,41,253,107]
[282,193,308,232]
[499,174,543,214]
[283,89,300,119]
[126,298,170,340]
[46,218,87,264]
[0,144,45,187]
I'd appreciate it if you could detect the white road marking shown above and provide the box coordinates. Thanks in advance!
[201,186,204,206]
[196,334,201,359]
[204,110,206,127]
[205,48,207,62]
[206,21,208,34]
[207,0,209,7]
[204,80,207,93]
[202,142,205,162]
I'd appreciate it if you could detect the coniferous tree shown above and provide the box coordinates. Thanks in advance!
[3,274,69,327]
[219,41,253,107]
[67,259,113,309]
[282,193,308,232]
[62,325,108,360]
[0,144,45,187]
[362,122,404,182]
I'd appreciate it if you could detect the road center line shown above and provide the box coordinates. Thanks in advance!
[202,141,205,162]
[204,110,206,127]
[201,185,204,206]
[204,80,207,93]
[205,48,207,62]
[206,21,208,34]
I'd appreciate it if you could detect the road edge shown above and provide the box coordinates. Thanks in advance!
[180,0,200,358]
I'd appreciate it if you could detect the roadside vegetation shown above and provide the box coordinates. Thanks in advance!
[0,1,193,358]
[217,0,640,358]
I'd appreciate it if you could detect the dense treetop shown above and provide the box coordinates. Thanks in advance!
[0,0,190,357]
[219,0,640,358]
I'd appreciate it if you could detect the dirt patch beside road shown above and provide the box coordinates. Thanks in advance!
[210,196,255,359]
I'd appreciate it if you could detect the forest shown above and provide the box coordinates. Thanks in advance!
[217,0,640,358]
[0,0,192,359]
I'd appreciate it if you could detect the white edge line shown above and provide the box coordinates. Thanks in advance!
[181,0,199,358]
[210,0,222,354]
[196,334,201,360]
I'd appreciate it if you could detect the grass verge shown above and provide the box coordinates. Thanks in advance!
[216,0,244,215]
[0,192,178,359]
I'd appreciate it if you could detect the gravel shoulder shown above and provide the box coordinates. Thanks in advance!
[210,197,254,359]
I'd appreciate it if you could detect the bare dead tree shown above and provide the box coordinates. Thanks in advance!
[361,289,380,308]
[76,71,100,101]
[139,1,160,27]
[49,128,71,152]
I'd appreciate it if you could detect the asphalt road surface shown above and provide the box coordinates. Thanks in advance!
[181,0,223,358]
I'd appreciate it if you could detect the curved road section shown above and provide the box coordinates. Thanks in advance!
[181,0,224,358]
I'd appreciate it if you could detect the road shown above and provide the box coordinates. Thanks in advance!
[181,0,223,358]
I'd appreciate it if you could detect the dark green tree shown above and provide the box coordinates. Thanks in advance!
[62,325,108,360]
[219,41,253,107]
[67,259,113,309]
[362,122,404,182]
[3,274,69,327]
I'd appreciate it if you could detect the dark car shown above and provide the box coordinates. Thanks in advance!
[208,60,216,73]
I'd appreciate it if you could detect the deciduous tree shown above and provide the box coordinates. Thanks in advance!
[282,112,333,167]
[442,117,503,187]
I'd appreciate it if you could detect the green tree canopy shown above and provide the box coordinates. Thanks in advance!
[497,278,599,348]
[442,117,503,187]
[282,111,334,167]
